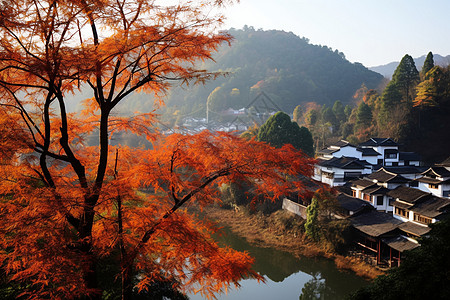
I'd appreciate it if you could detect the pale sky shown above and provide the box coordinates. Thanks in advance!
[219,0,450,67]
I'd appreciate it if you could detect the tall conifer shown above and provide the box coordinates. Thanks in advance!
[421,51,434,78]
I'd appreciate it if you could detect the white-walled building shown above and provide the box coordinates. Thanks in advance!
[388,186,450,225]
[358,138,399,166]
[314,156,372,186]
[415,167,450,198]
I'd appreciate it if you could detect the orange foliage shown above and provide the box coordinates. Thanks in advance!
[0,1,314,299]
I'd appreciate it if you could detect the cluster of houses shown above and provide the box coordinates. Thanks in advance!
[312,138,450,267]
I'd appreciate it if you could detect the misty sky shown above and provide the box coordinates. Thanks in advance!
[220,0,450,67]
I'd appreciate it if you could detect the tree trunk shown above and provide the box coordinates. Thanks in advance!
[121,266,133,300]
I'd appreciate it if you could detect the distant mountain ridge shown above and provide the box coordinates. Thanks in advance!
[152,27,384,117]
[369,54,450,78]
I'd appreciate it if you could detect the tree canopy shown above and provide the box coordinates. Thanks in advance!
[257,111,314,156]
[0,1,316,299]
[391,54,420,103]
[421,51,434,78]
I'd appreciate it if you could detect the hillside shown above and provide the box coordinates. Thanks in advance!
[112,27,383,119]
[370,54,450,78]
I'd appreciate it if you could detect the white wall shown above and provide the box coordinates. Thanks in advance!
[332,146,360,159]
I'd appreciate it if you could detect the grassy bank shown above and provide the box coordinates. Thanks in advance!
[204,206,384,280]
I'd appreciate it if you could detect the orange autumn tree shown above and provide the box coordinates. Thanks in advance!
[0,0,315,299]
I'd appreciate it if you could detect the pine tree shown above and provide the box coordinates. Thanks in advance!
[421,51,434,79]
[392,54,420,103]
[332,100,346,124]
[356,102,373,128]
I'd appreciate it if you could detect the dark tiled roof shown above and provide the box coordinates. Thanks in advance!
[416,177,443,185]
[317,148,339,155]
[356,147,381,156]
[350,210,403,237]
[366,168,409,183]
[437,156,450,167]
[392,200,413,210]
[399,152,421,161]
[383,166,427,175]
[337,193,371,213]
[382,236,420,252]
[412,196,450,218]
[318,156,370,170]
[333,140,356,148]
[359,138,398,147]
[351,179,376,189]
[362,185,391,195]
[421,167,450,178]
[398,222,431,237]
[388,186,431,204]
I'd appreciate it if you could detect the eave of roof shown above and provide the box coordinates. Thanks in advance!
[357,147,381,156]
[416,177,443,185]
[367,169,409,183]
[350,210,403,237]
[337,193,371,212]
[382,236,420,252]
[362,185,391,195]
[351,179,376,188]
[392,200,414,210]
[412,197,450,218]
[421,167,450,178]
[387,186,431,203]
[398,222,431,237]
[359,138,398,147]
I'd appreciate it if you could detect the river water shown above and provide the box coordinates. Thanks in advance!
[188,227,368,300]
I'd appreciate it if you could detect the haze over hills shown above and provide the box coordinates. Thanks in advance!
[168,28,383,113]
[107,27,384,119]
[370,54,450,78]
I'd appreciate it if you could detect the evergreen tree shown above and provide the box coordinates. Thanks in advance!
[421,51,434,78]
[304,197,320,241]
[356,102,373,128]
[332,100,346,124]
[305,109,319,126]
[293,105,303,124]
[298,126,315,157]
[322,107,337,129]
[257,111,314,156]
[381,81,403,111]
[392,54,420,103]
[344,105,353,119]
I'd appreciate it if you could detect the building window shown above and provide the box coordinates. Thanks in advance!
[363,193,371,202]
[429,183,439,189]
[395,207,408,218]
[414,213,432,225]
[385,149,398,159]
[376,196,384,206]
[352,190,357,197]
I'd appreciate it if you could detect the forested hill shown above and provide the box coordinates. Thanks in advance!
[117,27,384,117]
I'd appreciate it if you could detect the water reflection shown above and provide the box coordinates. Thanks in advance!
[189,227,368,299]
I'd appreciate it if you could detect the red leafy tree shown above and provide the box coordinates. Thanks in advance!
[0,1,315,299]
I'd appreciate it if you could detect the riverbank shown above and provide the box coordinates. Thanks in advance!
[203,206,384,280]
